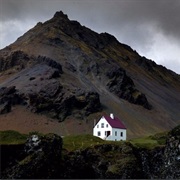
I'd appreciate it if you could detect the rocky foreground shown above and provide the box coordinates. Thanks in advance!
[1,125,180,179]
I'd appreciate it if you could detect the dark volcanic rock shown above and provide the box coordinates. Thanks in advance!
[65,62,77,72]
[1,133,63,179]
[134,125,180,179]
[74,91,102,116]
[135,56,156,72]
[162,125,180,178]
[37,55,63,74]
[0,51,32,72]
[0,51,102,120]
[0,102,11,114]
[1,126,180,179]
[106,66,152,109]
[0,86,23,114]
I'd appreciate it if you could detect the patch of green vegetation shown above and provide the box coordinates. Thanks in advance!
[63,134,104,151]
[28,131,44,137]
[132,90,141,99]
[0,130,28,145]
[130,137,158,149]
[129,131,167,150]
[19,154,34,165]
[149,131,168,145]
[107,155,137,175]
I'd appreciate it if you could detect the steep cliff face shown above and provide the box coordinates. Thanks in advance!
[1,126,180,179]
[134,125,180,179]
[162,125,180,178]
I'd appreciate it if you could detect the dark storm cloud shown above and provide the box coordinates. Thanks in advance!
[1,0,180,38]
[1,0,180,73]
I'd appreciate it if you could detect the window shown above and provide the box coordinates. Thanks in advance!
[97,125,99,128]
[101,123,104,128]
[98,131,101,136]
[121,132,123,137]
[115,131,117,136]
[106,124,108,128]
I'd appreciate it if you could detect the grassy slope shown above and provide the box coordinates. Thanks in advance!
[129,131,168,149]
[0,130,168,151]
[0,130,27,145]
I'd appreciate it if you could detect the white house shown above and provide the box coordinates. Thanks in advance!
[93,113,126,141]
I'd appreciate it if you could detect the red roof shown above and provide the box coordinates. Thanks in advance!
[104,115,126,129]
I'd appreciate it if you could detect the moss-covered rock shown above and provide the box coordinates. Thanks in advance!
[1,133,63,179]
[1,126,180,179]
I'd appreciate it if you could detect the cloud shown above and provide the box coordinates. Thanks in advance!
[0,0,180,73]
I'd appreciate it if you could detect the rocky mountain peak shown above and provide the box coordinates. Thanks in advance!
[53,11,69,20]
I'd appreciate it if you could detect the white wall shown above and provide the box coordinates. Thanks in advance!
[93,117,127,141]
[111,128,126,141]
[93,117,112,140]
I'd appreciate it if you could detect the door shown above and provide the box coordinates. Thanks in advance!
[105,131,110,137]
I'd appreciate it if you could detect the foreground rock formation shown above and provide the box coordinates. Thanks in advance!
[1,125,180,179]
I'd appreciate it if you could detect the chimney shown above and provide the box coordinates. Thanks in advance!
[110,113,114,119]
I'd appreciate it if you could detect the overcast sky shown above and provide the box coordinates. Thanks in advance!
[0,0,180,74]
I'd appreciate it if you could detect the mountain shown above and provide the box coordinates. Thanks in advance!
[0,11,180,138]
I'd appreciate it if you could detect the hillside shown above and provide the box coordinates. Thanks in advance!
[0,11,180,138]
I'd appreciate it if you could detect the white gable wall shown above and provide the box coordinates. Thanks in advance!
[93,116,127,141]
[93,117,112,140]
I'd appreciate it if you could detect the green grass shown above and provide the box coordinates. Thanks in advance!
[0,130,168,151]
[149,131,168,145]
[129,131,168,150]
[63,134,105,151]
[63,134,133,152]
[0,130,28,145]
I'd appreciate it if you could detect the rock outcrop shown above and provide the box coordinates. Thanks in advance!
[1,126,180,179]
[0,51,102,120]
[162,125,180,178]
[1,133,63,179]
[106,66,152,109]
[0,86,22,114]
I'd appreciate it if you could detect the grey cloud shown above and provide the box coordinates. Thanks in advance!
[1,0,180,38]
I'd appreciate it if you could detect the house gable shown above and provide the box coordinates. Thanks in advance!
[94,116,111,129]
